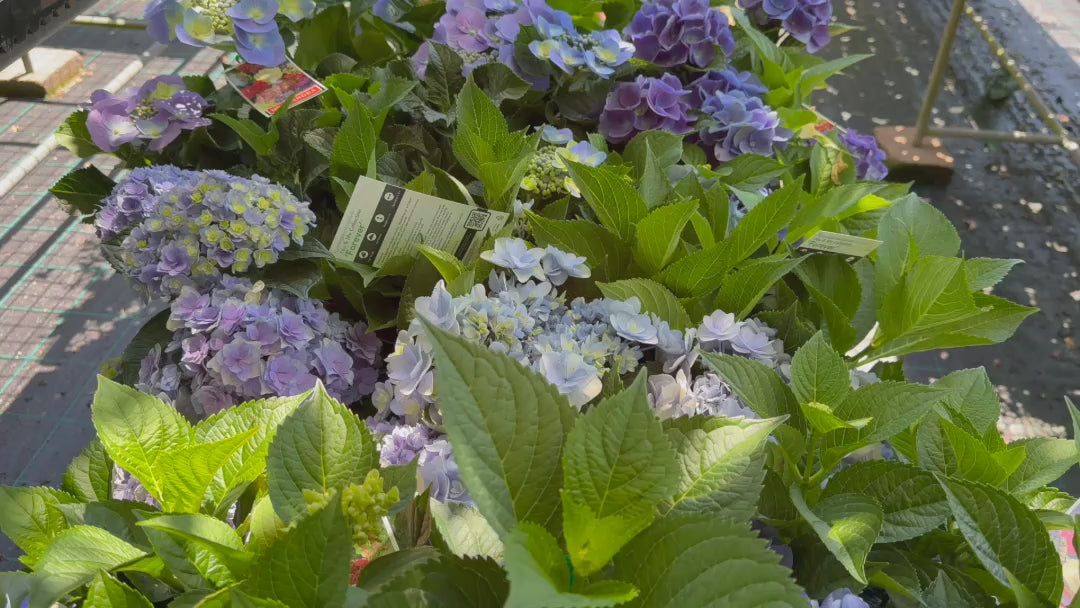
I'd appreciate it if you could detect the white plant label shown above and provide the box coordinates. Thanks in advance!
[800,230,882,257]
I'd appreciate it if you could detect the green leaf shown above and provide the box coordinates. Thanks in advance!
[49,166,115,217]
[430,501,504,560]
[356,547,440,593]
[789,489,881,584]
[55,110,101,158]
[809,143,846,194]
[874,195,960,304]
[91,376,192,501]
[713,254,805,320]
[266,386,378,522]
[613,514,807,607]
[798,54,872,91]
[731,9,787,68]
[418,245,468,283]
[138,514,252,583]
[624,131,684,180]
[422,43,466,113]
[528,213,633,282]
[663,416,784,519]
[84,571,153,608]
[452,79,506,174]
[293,5,352,70]
[331,103,378,181]
[245,498,352,608]
[597,279,691,330]
[821,461,948,543]
[922,571,981,608]
[423,320,577,539]
[211,114,277,156]
[659,178,804,297]
[471,62,531,105]
[965,258,1023,292]
[247,495,288,555]
[62,439,113,502]
[1067,397,1080,469]
[700,352,801,426]
[1004,438,1078,496]
[34,525,146,595]
[937,476,1063,606]
[934,367,998,433]
[794,255,861,352]
[878,256,976,339]
[414,555,510,608]
[917,415,1008,485]
[564,161,649,239]
[562,373,677,575]
[633,201,698,275]
[715,154,786,191]
[799,402,868,434]
[0,487,77,567]
[504,522,638,608]
[158,428,260,513]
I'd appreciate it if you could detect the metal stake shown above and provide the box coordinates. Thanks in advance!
[913,0,967,146]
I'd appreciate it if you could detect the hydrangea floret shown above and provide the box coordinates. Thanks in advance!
[137,276,380,417]
[86,75,211,153]
[520,125,607,199]
[688,67,769,104]
[144,0,315,66]
[698,89,792,161]
[841,128,889,181]
[529,10,634,77]
[599,73,696,143]
[739,0,832,52]
[626,0,735,68]
[95,166,316,297]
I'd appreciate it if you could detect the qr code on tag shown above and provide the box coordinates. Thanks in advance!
[464,209,490,230]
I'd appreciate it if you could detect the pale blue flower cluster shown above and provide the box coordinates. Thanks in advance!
[95,166,316,298]
[521,125,607,199]
[810,589,869,608]
[529,11,634,78]
[137,277,381,417]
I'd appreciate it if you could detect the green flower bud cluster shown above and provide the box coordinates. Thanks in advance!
[341,470,400,550]
[192,0,240,33]
[521,146,571,199]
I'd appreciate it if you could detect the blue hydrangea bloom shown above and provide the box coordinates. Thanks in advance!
[740,0,832,52]
[840,128,889,181]
[528,10,633,77]
[811,589,869,608]
[627,0,735,67]
[688,68,769,105]
[699,90,792,162]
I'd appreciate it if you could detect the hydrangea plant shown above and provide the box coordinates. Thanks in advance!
[86,75,210,153]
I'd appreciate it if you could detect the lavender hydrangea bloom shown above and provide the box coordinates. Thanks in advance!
[540,247,590,286]
[138,278,380,417]
[599,74,695,144]
[529,10,634,78]
[418,439,472,503]
[610,312,659,344]
[627,0,735,67]
[94,166,316,297]
[145,0,303,65]
[739,0,832,52]
[699,90,792,162]
[811,589,869,608]
[86,75,210,153]
[840,129,889,181]
[688,68,768,104]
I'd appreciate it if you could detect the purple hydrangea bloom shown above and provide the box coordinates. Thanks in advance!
[811,589,869,608]
[86,75,210,153]
[599,74,695,144]
[698,90,792,162]
[739,0,832,52]
[627,0,735,68]
[145,0,301,66]
[840,129,888,181]
[94,166,316,297]
[688,68,768,104]
[418,439,472,503]
[139,278,381,417]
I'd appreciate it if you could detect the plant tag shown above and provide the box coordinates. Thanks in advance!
[799,231,881,257]
[330,176,510,268]
[222,54,327,116]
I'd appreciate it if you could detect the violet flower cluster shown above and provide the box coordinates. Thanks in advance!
[599,74,696,144]
[739,0,832,52]
[520,125,607,199]
[626,0,735,68]
[145,0,315,66]
[840,128,889,181]
[688,67,769,104]
[810,589,869,608]
[95,165,316,298]
[698,89,792,162]
[138,277,381,417]
[86,75,210,153]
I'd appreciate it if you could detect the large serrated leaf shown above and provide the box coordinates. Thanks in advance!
[613,514,806,607]
[700,352,802,426]
[933,367,998,433]
[423,320,577,539]
[49,166,115,217]
[713,254,805,320]
[34,525,146,595]
[632,201,698,275]
[84,571,153,607]
[1003,438,1077,496]
[937,476,1063,606]
[138,514,252,585]
[62,439,113,502]
[331,103,377,183]
[564,161,648,240]
[821,461,948,543]
[874,195,960,305]
[597,279,692,330]
[0,487,78,567]
[790,488,881,584]
[917,415,1008,485]
[964,258,1023,292]
[158,428,260,513]
[430,501,503,560]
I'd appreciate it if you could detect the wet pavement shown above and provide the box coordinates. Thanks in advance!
[818,0,1080,491]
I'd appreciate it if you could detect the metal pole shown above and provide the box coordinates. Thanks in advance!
[71,15,148,29]
[913,0,967,146]
[20,53,33,75]
[925,127,1062,144]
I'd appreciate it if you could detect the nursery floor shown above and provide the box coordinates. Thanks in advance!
[0,2,222,570]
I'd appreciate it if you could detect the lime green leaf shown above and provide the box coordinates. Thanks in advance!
[85,571,153,607]
[266,386,378,522]
[158,428,260,513]
[430,501,503,560]
[878,256,976,338]
[423,320,577,539]
[34,525,146,595]
[713,254,805,320]
[821,461,948,543]
[874,195,960,304]
[91,376,193,501]
[247,495,288,555]
[49,166,115,217]
[699,352,801,425]
[1004,438,1078,496]
[633,200,698,275]
[138,514,251,585]
[790,489,881,584]
[0,487,77,567]
[917,415,1008,485]
[934,367,998,433]
[418,245,468,283]
[505,522,638,608]
[562,374,677,575]
[964,258,1023,292]
[663,416,784,519]
[624,131,683,180]
[613,514,806,607]
[564,161,648,239]
[245,499,351,608]
[62,439,113,503]
[937,476,1063,606]
[822,381,946,467]
[527,213,633,282]
[799,54,872,91]
[211,114,277,156]
[331,103,377,182]
[799,402,867,434]
[55,110,102,158]
[597,279,691,330]
[231,590,291,608]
